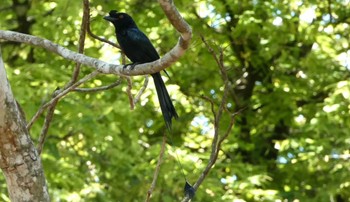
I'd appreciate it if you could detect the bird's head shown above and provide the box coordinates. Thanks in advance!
[104,10,137,31]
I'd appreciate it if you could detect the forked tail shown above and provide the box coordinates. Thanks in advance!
[151,72,178,129]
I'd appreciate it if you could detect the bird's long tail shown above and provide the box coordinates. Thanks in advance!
[151,72,178,129]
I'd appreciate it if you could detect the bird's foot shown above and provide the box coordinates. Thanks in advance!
[123,62,140,70]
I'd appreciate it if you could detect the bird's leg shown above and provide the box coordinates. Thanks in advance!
[123,62,140,70]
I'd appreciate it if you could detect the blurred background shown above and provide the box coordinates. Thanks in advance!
[0,0,350,201]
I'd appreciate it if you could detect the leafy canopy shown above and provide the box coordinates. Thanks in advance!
[1,0,350,201]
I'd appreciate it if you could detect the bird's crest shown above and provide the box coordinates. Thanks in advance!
[109,10,118,17]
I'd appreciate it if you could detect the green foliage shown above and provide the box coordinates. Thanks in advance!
[1,0,350,201]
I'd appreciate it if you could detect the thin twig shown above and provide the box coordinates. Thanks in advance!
[181,36,236,202]
[207,81,230,175]
[87,17,120,49]
[37,99,58,155]
[69,0,90,84]
[73,80,121,92]
[200,35,231,84]
[215,79,230,127]
[182,91,234,202]
[134,75,149,105]
[34,2,91,153]
[86,0,119,49]
[145,134,167,202]
[217,117,235,149]
[125,76,134,110]
[202,37,230,161]
[200,95,216,120]
[50,131,75,141]
[200,35,222,68]
[26,71,100,130]
[119,53,135,110]
[201,35,231,122]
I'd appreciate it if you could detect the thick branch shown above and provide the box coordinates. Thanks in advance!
[158,0,192,47]
[0,14,191,75]
[0,47,50,201]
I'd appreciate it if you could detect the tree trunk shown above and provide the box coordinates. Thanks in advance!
[0,47,50,201]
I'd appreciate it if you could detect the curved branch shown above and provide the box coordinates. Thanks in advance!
[158,0,192,46]
[0,5,192,76]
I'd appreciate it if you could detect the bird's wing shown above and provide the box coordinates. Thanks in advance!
[118,28,160,63]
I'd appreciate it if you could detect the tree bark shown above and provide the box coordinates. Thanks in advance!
[0,47,50,201]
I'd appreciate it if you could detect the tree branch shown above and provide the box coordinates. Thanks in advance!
[0,5,192,76]
[0,46,50,201]
[125,76,135,110]
[0,0,193,199]
[145,134,167,202]
[134,75,149,105]
[181,36,237,202]
[86,1,120,49]
[69,0,90,83]
[26,71,100,130]
[37,99,58,155]
[158,0,192,44]
[73,80,121,92]
[35,0,92,154]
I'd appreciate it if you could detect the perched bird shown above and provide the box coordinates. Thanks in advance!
[104,10,178,129]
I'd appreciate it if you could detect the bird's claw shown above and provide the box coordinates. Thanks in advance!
[123,62,140,70]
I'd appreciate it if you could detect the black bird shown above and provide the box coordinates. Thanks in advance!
[104,10,178,129]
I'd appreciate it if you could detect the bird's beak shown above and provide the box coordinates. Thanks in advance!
[103,16,114,22]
